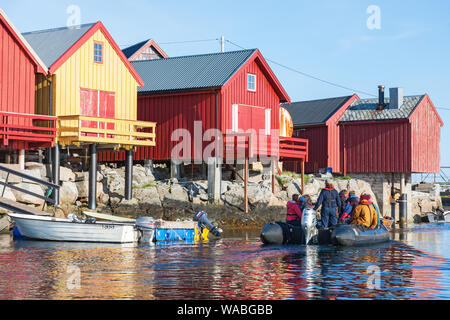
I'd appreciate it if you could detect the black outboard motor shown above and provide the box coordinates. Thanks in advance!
[194,211,223,237]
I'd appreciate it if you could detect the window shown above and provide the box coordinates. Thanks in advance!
[94,42,103,64]
[247,74,256,91]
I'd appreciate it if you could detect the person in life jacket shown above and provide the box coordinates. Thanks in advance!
[297,195,312,213]
[287,194,302,226]
[350,194,379,229]
[339,190,349,216]
[314,182,342,228]
[339,191,359,224]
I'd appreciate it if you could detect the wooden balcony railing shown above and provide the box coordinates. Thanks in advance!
[57,115,156,147]
[0,111,57,147]
[279,137,308,161]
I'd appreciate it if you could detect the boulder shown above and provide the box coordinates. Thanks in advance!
[133,187,162,209]
[75,180,105,200]
[60,182,79,205]
[59,167,76,182]
[0,186,16,214]
[12,183,45,205]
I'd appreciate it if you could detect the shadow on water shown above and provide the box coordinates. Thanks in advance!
[0,224,449,300]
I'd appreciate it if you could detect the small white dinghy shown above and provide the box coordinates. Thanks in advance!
[8,213,138,244]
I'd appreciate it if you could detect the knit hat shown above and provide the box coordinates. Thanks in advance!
[349,191,356,197]
[360,194,371,201]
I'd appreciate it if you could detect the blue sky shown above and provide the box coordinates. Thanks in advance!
[3,0,450,168]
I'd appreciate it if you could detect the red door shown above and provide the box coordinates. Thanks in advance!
[80,89,98,137]
[80,89,115,138]
[236,105,267,157]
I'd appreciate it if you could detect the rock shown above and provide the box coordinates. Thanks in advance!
[60,181,78,205]
[75,180,105,200]
[60,167,76,182]
[286,179,303,199]
[163,184,190,208]
[21,169,42,184]
[12,183,45,205]
[0,185,16,214]
[133,187,162,209]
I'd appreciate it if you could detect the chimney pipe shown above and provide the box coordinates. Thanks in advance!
[378,85,385,110]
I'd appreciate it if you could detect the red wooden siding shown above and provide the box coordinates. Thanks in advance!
[409,95,442,173]
[340,120,412,174]
[99,54,288,163]
[221,58,280,134]
[0,18,35,117]
[285,125,328,173]
[0,16,52,150]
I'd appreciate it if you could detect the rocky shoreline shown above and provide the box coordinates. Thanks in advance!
[0,162,443,230]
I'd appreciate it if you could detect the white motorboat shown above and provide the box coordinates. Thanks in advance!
[427,207,450,224]
[8,213,138,243]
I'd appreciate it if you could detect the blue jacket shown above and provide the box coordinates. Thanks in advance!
[314,188,342,212]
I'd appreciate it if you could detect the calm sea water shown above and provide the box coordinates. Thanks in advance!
[0,224,449,300]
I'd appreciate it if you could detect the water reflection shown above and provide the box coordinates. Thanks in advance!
[0,225,449,300]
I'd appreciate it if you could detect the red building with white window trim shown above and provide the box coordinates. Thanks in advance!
[99,49,308,167]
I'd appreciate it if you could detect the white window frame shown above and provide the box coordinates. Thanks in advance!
[232,104,239,132]
[247,73,256,92]
[265,109,271,135]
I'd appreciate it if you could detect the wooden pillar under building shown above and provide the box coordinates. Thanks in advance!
[18,150,25,170]
[271,160,276,194]
[244,156,249,214]
[399,173,407,227]
[88,144,97,210]
[301,159,305,195]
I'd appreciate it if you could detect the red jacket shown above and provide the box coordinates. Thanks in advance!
[286,201,302,222]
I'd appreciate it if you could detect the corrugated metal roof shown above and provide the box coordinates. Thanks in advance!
[132,49,257,93]
[22,23,95,67]
[284,96,354,126]
[122,39,149,58]
[340,95,424,122]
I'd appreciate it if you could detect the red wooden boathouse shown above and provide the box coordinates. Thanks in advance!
[0,9,56,154]
[284,94,359,173]
[99,49,308,167]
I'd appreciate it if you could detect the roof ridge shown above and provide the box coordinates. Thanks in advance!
[289,95,353,105]
[356,94,425,103]
[22,22,96,35]
[131,48,257,64]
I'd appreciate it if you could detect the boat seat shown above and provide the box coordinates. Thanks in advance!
[0,197,52,217]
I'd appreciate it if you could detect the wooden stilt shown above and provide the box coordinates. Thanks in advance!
[271,160,276,194]
[244,156,249,214]
[301,159,305,195]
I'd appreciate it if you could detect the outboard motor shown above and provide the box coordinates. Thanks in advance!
[194,211,223,237]
[136,217,156,244]
[301,208,318,245]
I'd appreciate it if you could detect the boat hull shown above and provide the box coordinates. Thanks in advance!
[260,222,390,247]
[9,213,138,243]
[427,212,450,224]
[332,224,391,247]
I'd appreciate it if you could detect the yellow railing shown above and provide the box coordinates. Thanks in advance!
[57,115,156,147]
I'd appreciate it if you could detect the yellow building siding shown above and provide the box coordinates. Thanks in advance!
[53,29,138,121]
[33,28,155,148]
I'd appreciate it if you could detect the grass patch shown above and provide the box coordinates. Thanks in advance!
[336,176,352,180]
[133,183,157,189]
